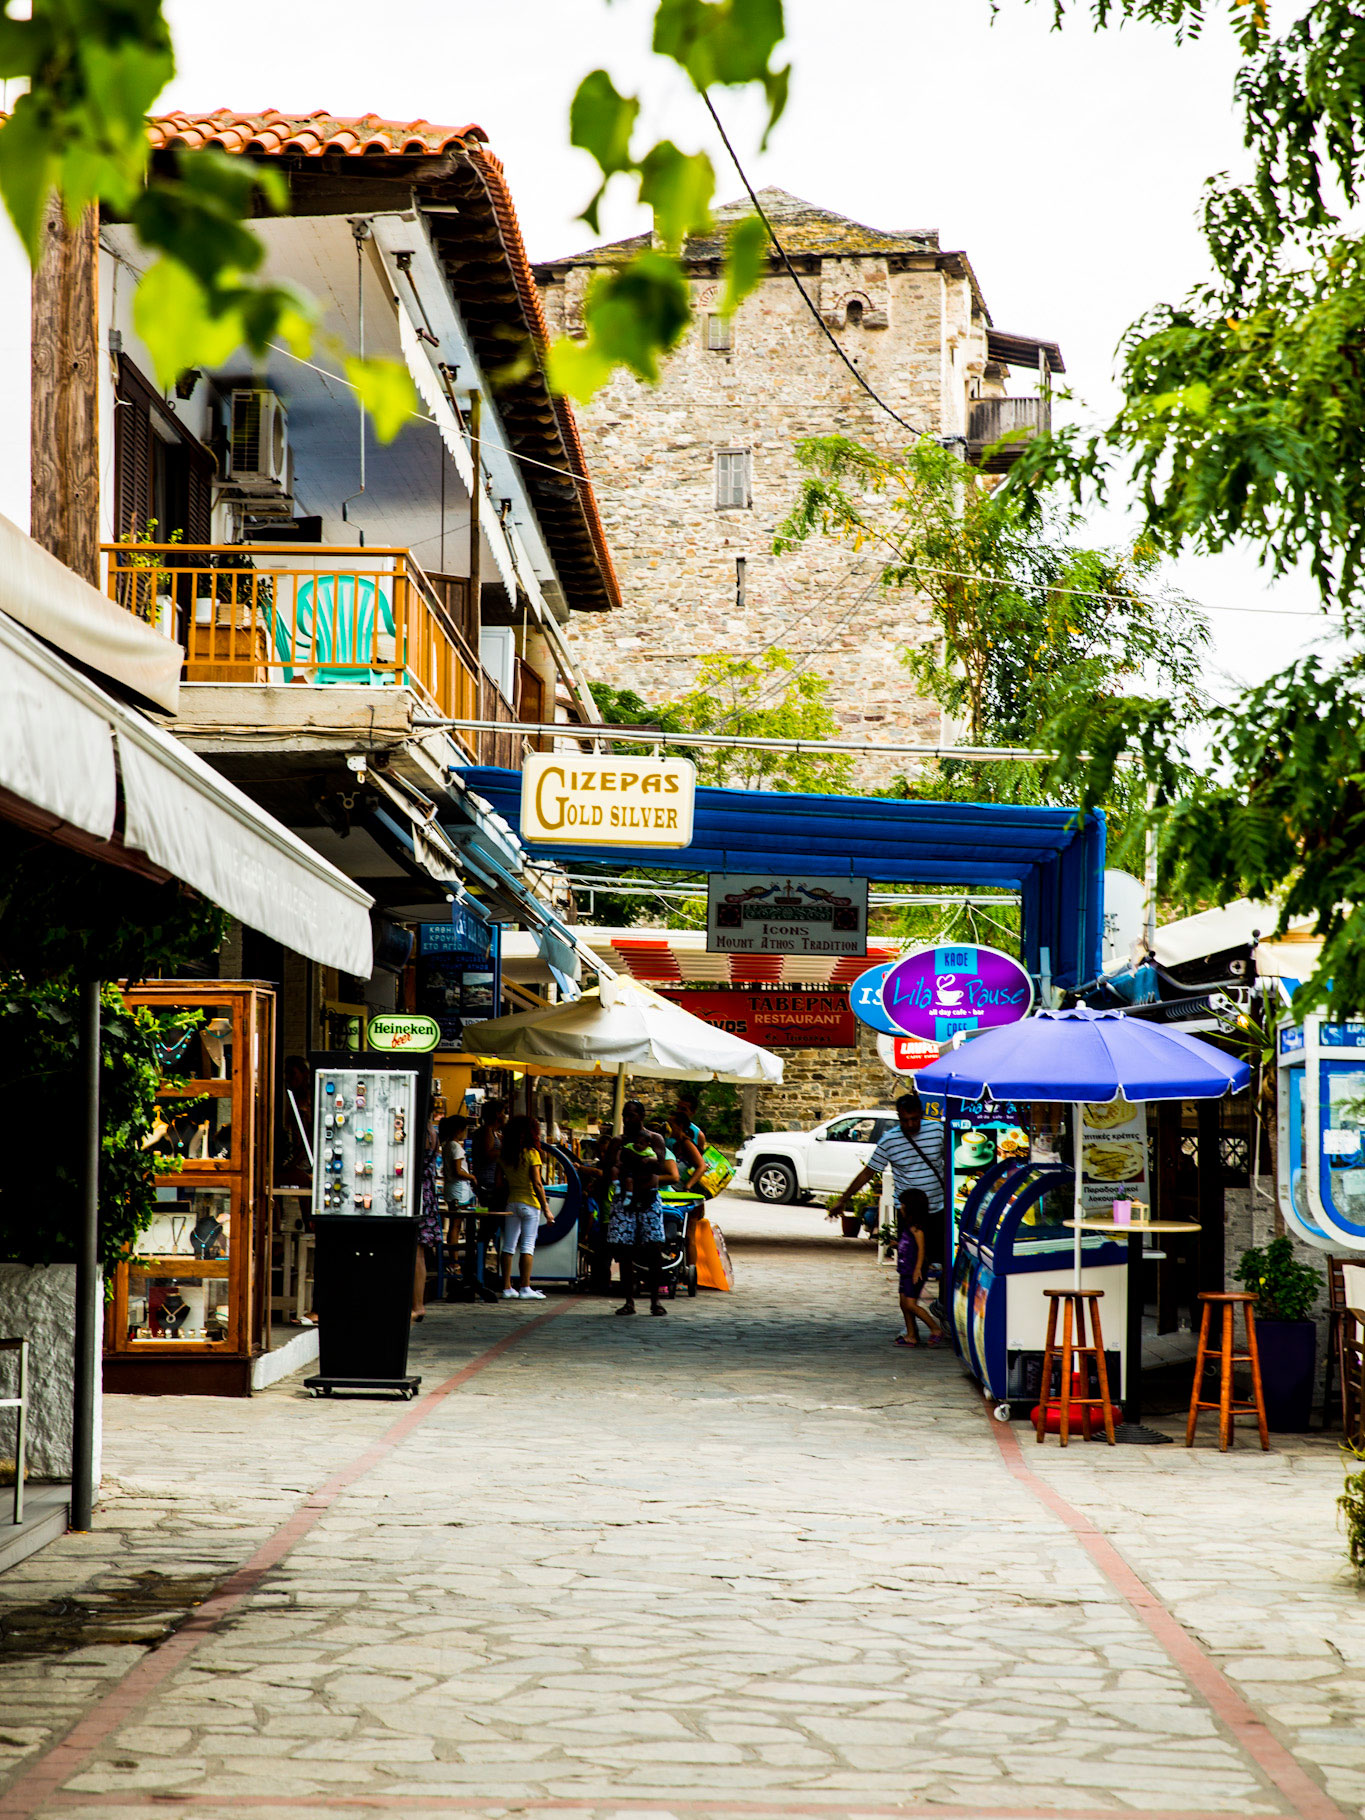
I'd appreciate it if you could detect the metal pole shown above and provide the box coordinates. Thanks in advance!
[71,979,100,1531]
[611,1063,627,1137]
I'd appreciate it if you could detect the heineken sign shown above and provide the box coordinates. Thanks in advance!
[367,1014,441,1053]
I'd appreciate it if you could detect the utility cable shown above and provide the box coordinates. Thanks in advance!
[702,91,929,442]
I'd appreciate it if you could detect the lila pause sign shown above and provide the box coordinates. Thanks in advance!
[851,944,1033,1044]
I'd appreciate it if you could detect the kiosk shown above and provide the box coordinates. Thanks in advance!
[1278,1015,1365,1253]
[952,1160,1129,1417]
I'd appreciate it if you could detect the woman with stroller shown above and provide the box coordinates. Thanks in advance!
[602,1101,678,1317]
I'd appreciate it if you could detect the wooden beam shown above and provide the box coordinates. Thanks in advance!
[31,199,99,582]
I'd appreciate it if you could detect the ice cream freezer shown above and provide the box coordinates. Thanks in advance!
[1278,1015,1365,1254]
[951,1160,1129,1418]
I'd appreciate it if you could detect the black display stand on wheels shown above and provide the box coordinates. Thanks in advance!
[305,1215,421,1399]
[302,1051,433,1402]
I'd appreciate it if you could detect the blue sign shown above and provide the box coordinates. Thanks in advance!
[419,902,493,960]
[848,961,902,1036]
[1321,1023,1365,1048]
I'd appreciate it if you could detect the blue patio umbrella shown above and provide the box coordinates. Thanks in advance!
[916,1007,1249,1289]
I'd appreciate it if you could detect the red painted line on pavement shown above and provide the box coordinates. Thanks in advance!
[0,1301,581,1820]
[985,1403,1346,1820]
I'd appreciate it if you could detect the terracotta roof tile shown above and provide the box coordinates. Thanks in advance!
[143,108,620,615]
[147,109,486,159]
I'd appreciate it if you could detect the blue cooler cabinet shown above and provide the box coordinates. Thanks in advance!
[951,1161,1129,1418]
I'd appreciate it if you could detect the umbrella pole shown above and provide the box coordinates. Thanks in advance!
[611,1063,627,1137]
[1073,1099,1085,1292]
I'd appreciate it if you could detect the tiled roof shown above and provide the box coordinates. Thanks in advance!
[541,188,941,268]
[145,110,620,615]
[148,109,485,159]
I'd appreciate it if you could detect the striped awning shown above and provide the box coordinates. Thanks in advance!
[551,930,904,988]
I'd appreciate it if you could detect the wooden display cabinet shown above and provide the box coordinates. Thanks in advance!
[105,982,275,1396]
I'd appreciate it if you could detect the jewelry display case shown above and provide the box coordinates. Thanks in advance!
[106,982,275,1396]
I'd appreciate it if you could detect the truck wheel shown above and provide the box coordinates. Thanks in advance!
[752,1159,798,1203]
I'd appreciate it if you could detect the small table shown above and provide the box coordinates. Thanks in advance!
[1066,1219,1202,1426]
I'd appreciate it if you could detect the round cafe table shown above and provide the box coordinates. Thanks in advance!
[1065,1218,1202,1427]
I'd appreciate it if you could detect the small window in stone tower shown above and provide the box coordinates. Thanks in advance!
[845,298,865,326]
[705,312,732,352]
[715,450,751,510]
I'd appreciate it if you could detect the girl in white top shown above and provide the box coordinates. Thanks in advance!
[439,1114,476,1245]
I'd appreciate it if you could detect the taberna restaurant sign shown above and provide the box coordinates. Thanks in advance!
[520,752,696,848]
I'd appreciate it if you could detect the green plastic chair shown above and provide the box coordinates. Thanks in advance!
[270,574,397,685]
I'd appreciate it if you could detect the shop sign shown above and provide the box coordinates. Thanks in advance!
[1080,1095,1149,1210]
[366,1014,441,1054]
[419,903,492,960]
[658,988,856,1048]
[876,1031,941,1073]
[520,753,695,847]
[881,943,1033,1043]
[849,960,903,1035]
[706,874,867,956]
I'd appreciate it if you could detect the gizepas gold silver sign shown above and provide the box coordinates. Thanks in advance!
[520,753,696,847]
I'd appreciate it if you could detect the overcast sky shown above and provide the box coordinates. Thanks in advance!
[154,0,1341,697]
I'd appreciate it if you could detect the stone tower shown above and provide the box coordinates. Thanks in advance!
[535,190,1063,788]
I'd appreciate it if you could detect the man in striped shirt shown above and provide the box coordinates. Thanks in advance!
[829,1092,946,1225]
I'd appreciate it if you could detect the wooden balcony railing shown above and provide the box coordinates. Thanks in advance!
[101,543,488,753]
[967,395,1050,472]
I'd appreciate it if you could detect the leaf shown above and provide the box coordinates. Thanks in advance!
[638,140,714,249]
[721,212,768,315]
[570,68,640,230]
[133,259,246,387]
[652,0,790,139]
[572,252,693,392]
[0,101,60,260]
[345,356,419,443]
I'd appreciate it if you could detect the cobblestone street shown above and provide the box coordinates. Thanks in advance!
[0,1201,1359,1820]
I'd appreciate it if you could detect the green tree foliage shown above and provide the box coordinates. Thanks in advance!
[1002,0,1365,1011]
[0,840,227,1266]
[662,650,854,793]
[0,982,181,1267]
[0,2,414,424]
[552,1,788,401]
[778,435,1208,751]
[776,435,1206,876]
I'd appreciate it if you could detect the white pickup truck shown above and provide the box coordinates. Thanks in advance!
[733,1109,896,1204]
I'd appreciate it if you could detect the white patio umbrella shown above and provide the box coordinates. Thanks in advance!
[463,973,783,1130]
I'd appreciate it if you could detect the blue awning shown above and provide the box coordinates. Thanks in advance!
[455,768,1106,990]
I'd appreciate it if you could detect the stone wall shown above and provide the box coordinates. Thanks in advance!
[551,1022,905,1145]
[539,204,1006,791]
[0,1264,100,1482]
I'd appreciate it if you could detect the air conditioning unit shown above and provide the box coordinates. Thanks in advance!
[227,389,290,493]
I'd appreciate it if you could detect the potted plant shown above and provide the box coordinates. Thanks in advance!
[827,1186,879,1239]
[1233,1236,1324,1431]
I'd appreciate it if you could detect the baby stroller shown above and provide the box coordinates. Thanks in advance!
[655,1190,701,1299]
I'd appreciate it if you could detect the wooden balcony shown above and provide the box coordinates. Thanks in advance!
[100,544,535,766]
[967,396,1050,472]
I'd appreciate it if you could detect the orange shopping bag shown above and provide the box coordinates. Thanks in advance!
[693,1216,735,1292]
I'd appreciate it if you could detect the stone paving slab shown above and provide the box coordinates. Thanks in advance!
[0,1199,1358,1820]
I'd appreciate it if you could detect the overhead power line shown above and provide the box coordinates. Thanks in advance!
[416,714,1053,762]
[701,92,928,442]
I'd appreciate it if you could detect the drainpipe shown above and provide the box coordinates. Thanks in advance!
[71,980,101,1531]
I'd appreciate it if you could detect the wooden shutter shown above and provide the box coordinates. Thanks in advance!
[185,446,213,545]
[113,357,155,540]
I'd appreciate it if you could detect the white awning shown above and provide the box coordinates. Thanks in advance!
[0,512,182,713]
[0,607,374,976]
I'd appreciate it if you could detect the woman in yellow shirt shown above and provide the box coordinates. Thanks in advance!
[499,1114,552,1300]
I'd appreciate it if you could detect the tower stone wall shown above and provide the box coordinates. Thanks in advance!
[536,193,1018,788]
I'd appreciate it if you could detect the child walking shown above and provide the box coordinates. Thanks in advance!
[895,1187,948,1348]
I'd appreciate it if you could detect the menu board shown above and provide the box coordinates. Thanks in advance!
[1080,1095,1150,1210]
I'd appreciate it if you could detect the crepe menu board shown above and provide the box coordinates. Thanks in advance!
[1080,1096,1150,1209]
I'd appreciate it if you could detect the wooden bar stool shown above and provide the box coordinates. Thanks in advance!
[1036,1289,1116,1446]
[1185,1292,1269,1451]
